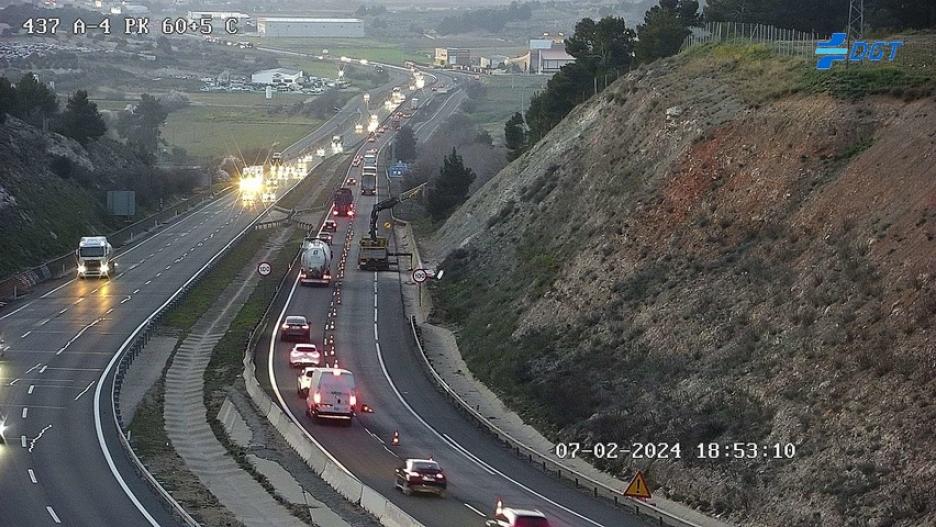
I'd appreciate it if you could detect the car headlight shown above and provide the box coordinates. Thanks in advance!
[101,263,109,272]
[77,265,86,273]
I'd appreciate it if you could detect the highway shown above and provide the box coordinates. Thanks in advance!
[0,70,411,526]
[258,77,654,527]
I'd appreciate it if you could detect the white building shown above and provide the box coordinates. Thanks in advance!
[257,17,364,38]
[538,48,575,74]
[187,11,250,31]
[251,68,304,88]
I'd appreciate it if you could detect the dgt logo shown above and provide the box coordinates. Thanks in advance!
[815,32,904,70]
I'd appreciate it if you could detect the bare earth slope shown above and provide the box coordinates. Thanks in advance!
[427,46,936,527]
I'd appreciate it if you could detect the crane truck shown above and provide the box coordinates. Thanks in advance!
[299,237,332,286]
[358,183,425,271]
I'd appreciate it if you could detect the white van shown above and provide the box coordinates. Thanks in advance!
[305,368,356,425]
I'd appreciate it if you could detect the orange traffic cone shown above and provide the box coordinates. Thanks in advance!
[391,431,400,446]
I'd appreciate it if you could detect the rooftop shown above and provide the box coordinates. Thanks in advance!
[258,17,363,23]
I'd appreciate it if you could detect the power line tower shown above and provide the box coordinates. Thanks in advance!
[847,0,865,41]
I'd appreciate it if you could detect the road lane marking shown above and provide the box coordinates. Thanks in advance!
[21,436,26,447]
[39,365,47,373]
[57,308,68,316]
[22,408,28,419]
[9,378,20,385]
[46,506,61,524]
[38,318,50,326]
[0,302,33,320]
[95,195,273,527]
[74,298,84,304]
[90,288,99,294]
[74,380,95,401]
[105,308,114,315]
[29,424,52,452]
[145,280,152,285]
[56,318,101,355]
[25,363,42,375]
[155,272,162,278]
[465,503,487,517]
[21,331,31,338]
[120,297,130,304]
[28,469,37,484]
[28,385,34,394]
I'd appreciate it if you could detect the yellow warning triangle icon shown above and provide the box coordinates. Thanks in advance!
[623,471,652,499]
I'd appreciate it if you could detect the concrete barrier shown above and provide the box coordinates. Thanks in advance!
[382,503,422,527]
[359,486,387,518]
[322,462,364,504]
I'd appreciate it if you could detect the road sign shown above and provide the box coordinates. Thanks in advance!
[623,471,651,499]
[413,269,428,283]
[257,261,272,276]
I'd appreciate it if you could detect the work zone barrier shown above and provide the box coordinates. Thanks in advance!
[406,316,708,527]
[241,359,425,527]
[234,130,427,527]
[0,186,233,302]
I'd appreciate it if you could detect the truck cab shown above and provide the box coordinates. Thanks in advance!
[333,188,354,217]
[76,236,115,279]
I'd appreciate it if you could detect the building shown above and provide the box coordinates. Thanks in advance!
[186,11,250,31]
[537,48,575,74]
[479,54,509,69]
[257,17,364,38]
[434,47,471,67]
[251,68,304,88]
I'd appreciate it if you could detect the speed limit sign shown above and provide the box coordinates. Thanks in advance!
[412,268,428,283]
[257,261,272,276]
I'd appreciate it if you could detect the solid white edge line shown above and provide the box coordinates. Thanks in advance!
[94,191,274,527]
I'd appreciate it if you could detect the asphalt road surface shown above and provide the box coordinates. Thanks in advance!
[0,70,410,526]
[258,82,655,527]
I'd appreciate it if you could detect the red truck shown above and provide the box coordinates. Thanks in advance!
[333,188,354,217]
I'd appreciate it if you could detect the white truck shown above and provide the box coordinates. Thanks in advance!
[76,236,115,279]
[330,134,344,154]
[299,237,332,286]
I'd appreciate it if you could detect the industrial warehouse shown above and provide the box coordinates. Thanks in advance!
[256,17,365,38]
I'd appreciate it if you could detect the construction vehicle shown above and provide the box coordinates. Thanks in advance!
[359,183,424,271]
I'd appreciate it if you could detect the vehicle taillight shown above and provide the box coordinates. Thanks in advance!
[348,210,354,216]
[333,210,338,215]
[302,325,309,329]
[349,394,357,407]
[281,324,289,330]
[313,392,321,404]
[436,473,445,479]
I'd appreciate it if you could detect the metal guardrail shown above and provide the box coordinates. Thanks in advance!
[0,186,233,302]
[405,315,705,527]
[109,170,312,527]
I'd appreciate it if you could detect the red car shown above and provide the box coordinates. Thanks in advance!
[280,316,311,342]
[395,459,446,497]
[289,343,322,368]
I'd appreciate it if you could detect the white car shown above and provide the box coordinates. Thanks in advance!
[297,366,317,396]
[290,344,322,368]
[486,508,551,527]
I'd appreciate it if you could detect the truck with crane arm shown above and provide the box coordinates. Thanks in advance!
[358,183,425,271]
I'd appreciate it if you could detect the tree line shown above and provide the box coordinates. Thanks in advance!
[0,72,169,164]
[504,0,933,161]
[437,1,535,35]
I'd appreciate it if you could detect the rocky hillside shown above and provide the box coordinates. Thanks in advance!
[427,44,936,527]
[0,117,163,277]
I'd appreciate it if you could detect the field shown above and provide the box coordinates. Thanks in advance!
[243,36,431,66]
[95,92,325,160]
[470,75,549,139]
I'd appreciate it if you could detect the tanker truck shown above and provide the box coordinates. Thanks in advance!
[299,237,332,286]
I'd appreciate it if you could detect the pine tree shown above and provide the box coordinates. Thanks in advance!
[0,77,15,124]
[14,72,57,125]
[504,112,527,161]
[426,148,475,220]
[60,90,106,144]
[394,125,417,162]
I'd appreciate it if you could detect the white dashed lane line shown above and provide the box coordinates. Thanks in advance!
[28,469,37,484]
[465,504,487,517]
[74,380,95,401]
[46,506,61,524]
[25,363,41,375]
[27,385,34,394]
[21,331,31,339]
[22,407,28,419]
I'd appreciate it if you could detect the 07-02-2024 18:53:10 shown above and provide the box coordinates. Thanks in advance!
[553,442,797,460]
